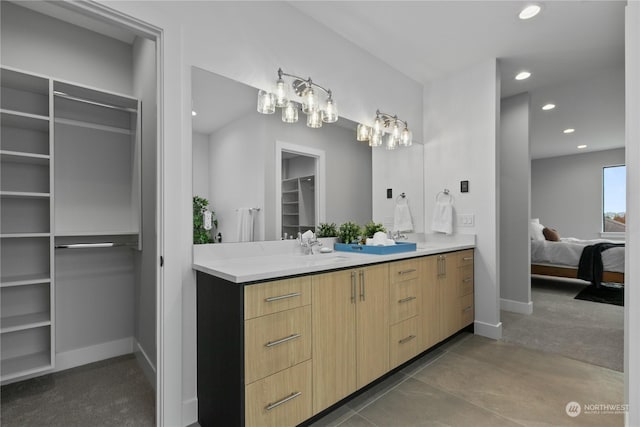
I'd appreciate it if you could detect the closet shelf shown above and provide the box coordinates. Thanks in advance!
[0,274,51,288]
[0,150,50,165]
[0,110,50,131]
[1,312,51,334]
[0,191,50,199]
[54,230,139,237]
[0,351,51,382]
[0,233,51,239]
[54,117,133,135]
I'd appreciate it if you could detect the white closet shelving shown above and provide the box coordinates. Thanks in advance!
[281,175,315,237]
[1,65,142,383]
[1,67,54,381]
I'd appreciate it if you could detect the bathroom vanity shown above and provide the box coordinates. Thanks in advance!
[193,239,474,427]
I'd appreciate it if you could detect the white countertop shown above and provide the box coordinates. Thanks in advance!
[193,234,475,284]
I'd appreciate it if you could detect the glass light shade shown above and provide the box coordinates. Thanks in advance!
[274,78,288,108]
[282,101,298,123]
[301,87,318,114]
[400,127,412,146]
[257,89,275,114]
[373,116,385,134]
[356,123,371,141]
[391,121,402,140]
[386,133,398,150]
[369,130,383,147]
[307,108,322,128]
[323,97,338,123]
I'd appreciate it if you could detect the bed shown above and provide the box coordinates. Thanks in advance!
[531,237,625,284]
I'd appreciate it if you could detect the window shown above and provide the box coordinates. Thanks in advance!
[603,165,626,232]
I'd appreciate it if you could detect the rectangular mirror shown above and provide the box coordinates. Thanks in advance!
[191,66,372,243]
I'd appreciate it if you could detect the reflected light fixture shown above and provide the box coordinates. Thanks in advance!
[515,71,531,80]
[257,68,338,128]
[357,110,413,149]
[519,4,541,20]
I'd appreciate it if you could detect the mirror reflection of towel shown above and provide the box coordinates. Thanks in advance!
[236,208,254,242]
[431,201,453,234]
[394,203,414,232]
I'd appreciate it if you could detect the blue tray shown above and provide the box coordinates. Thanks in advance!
[334,241,417,255]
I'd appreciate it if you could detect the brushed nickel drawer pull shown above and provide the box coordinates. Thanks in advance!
[398,296,417,304]
[398,268,417,275]
[462,278,472,283]
[399,335,416,344]
[360,270,365,301]
[351,271,356,303]
[265,391,302,411]
[265,333,301,347]
[463,257,473,261]
[463,306,473,312]
[265,292,301,302]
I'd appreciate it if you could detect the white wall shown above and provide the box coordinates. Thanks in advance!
[625,2,640,425]
[192,132,211,200]
[0,1,133,95]
[531,148,625,240]
[132,35,157,388]
[423,59,501,339]
[500,93,531,313]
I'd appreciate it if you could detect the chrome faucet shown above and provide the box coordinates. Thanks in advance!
[298,233,322,255]
[391,230,408,241]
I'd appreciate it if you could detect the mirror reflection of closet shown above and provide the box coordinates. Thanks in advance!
[281,152,316,239]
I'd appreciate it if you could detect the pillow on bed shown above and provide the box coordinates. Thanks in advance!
[529,220,545,241]
[543,227,560,241]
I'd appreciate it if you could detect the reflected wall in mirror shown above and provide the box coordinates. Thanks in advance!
[192,66,372,243]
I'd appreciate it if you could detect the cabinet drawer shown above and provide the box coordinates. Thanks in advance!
[389,259,419,283]
[457,250,474,267]
[390,316,419,369]
[245,306,311,384]
[460,293,474,327]
[245,360,312,427]
[390,278,418,324]
[458,266,474,296]
[244,276,311,320]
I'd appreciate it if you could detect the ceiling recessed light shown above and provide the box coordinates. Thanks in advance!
[563,128,575,134]
[577,145,587,149]
[541,103,556,111]
[519,4,541,20]
[192,110,197,116]
[515,71,531,81]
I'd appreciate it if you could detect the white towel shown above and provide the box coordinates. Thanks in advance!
[393,203,414,232]
[431,201,453,234]
[236,208,254,242]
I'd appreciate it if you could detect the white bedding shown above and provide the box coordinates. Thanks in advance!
[531,237,625,273]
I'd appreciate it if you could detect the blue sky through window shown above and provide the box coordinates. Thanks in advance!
[603,165,626,215]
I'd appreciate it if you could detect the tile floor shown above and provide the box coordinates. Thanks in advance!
[309,333,624,427]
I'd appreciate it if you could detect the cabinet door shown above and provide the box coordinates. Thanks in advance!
[439,254,460,339]
[418,255,438,351]
[311,270,356,414]
[356,264,389,389]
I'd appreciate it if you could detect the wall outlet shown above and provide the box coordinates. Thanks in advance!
[457,214,475,227]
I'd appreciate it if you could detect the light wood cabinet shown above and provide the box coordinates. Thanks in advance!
[418,255,439,351]
[438,250,475,340]
[311,263,389,414]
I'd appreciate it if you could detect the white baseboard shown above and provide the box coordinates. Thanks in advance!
[500,298,533,315]
[182,397,198,426]
[135,340,157,391]
[474,320,503,340]
[55,337,134,372]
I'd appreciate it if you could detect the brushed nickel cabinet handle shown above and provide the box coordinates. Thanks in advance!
[462,278,472,283]
[463,256,473,261]
[360,270,365,301]
[351,271,356,303]
[265,292,301,302]
[265,333,301,347]
[399,335,416,344]
[463,306,473,313]
[265,391,302,411]
[398,268,417,275]
[398,296,417,304]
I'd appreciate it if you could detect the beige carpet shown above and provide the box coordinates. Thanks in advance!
[1,354,155,427]
[501,277,624,372]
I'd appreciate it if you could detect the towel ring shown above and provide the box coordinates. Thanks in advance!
[396,192,408,203]
[436,189,454,203]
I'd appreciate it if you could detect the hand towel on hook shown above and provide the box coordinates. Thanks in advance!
[431,199,453,235]
[236,207,254,242]
[393,197,414,232]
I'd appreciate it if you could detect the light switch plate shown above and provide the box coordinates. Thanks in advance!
[457,214,475,227]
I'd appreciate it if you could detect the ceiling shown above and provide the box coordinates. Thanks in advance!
[291,1,626,159]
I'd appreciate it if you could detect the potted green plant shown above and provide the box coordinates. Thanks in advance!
[316,222,338,249]
[363,221,386,239]
[338,221,362,245]
[193,196,218,244]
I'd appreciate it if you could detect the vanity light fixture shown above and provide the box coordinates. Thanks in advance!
[257,68,338,128]
[515,71,531,80]
[541,103,556,111]
[563,128,576,134]
[357,110,412,149]
[519,4,541,20]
